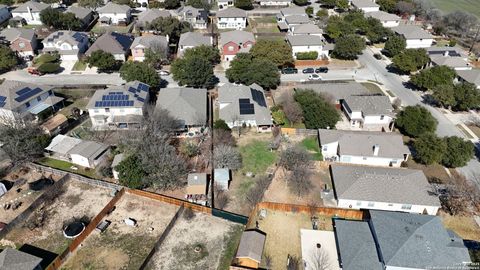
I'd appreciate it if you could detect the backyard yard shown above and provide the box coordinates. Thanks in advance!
[37,157,98,179]
[248,16,281,33]
[428,0,480,18]
[54,88,96,117]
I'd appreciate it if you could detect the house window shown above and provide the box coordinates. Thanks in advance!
[380,115,385,120]
[48,90,53,96]
[105,108,110,113]
[363,157,367,160]
[228,46,234,51]
[37,96,41,102]
[401,204,412,210]
[322,146,328,151]
[367,202,375,207]
[19,42,25,48]
[25,102,30,108]
[356,201,362,206]
[94,109,99,113]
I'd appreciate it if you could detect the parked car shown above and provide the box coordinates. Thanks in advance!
[373,53,382,60]
[308,74,322,80]
[315,67,329,73]
[281,67,298,74]
[302,68,315,74]
[157,70,170,76]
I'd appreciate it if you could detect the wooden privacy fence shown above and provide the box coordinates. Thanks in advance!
[281,128,318,136]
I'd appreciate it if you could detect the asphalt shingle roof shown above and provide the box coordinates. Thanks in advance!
[457,69,480,86]
[219,30,254,47]
[292,23,323,35]
[235,230,266,263]
[13,1,49,13]
[284,14,310,25]
[430,56,471,69]
[393,25,433,40]
[85,32,134,55]
[137,9,171,25]
[97,2,131,13]
[130,35,168,49]
[279,6,306,16]
[217,7,246,18]
[343,95,394,116]
[0,248,42,270]
[351,0,379,8]
[156,87,207,126]
[179,32,211,47]
[0,80,53,111]
[66,6,93,21]
[365,11,400,21]
[287,34,324,46]
[0,28,35,42]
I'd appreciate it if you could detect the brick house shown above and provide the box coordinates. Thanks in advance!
[219,30,255,62]
[0,28,37,58]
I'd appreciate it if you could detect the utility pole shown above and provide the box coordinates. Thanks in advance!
[469,24,480,54]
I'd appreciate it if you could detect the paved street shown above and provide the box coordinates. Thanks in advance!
[0,70,124,85]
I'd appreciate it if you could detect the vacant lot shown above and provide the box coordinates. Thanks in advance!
[62,193,179,270]
[149,212,244,270]
[428,0,480,18]
[1,179,112,254]
[405,159,451,183]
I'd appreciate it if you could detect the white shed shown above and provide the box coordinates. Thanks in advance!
[214,168,230,190]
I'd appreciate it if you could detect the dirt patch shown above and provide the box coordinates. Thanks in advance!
[405,159,451,184]
[440,211,480,241]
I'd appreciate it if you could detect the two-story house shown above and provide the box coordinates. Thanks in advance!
[85,32,134,61]
[218,83,273,132]
[342,95,395,131]
[97,2,132,25]
[137,9,172,29]
[86,81,149,129]
[257,0,291,7]
[11,1,49,25]
[318,129,410,167]
[217,0,234,10]
[177,6,208,29]
[130,35,168,62]
[42,31,89,61]
[290,23,323,36]
[0,28,37,58]
[217,7,247,30]
[276,6,307,31]
[286,34,329,59]
[65,6,95,29]
[392,25,434,48]
[0,81,64,124]
[0,5,11,25]
[178,32,212,56]
[350,0,379,12]
[365,11,400,28]
[219,30,255,61]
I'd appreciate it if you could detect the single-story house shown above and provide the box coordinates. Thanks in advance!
[85,32,134,61]
[218,83,273,132]
[42,31,89,61]
[286,34,329,59]
[456,69,480,89]
[233,229,266,269]
[136,9,172,29]
[334,210,472,270]
[186,173,208,205]
[342,95,395,131]
[217,7,247,30]
[130,35,168,62]
[0,248,43,270]
[111,153,124,180]
[318,129,410,167]
[0,28,37,58]
[291,23,323,36]
[178,32,212,56]
[155,87,207,135]
[97,2,132,25]
[65,6,94,28]
[45,134,109,168]
[392,25,434,48]
[214,168,230,190]
[365,11,400,28]
[219,30,255,62]
[276,6,308,31]
[298,82,370,109]
[41,113,68,135]
[350,0,380,13]
[301,229,340,270]
[429,55,472,70]
[11,1,49,25]
[330,164,441,215]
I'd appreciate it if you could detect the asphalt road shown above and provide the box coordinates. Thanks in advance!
[0,70,125,85]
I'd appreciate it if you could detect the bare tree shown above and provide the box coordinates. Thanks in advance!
[443,11,478,36]
[280,92,303,124]
[440,173,480,215]
[264,254,273,270]
[214,184,229,209]
[308,248,332,270]
[144,40,169,69]
[213,144,242,170]
[395,1,415,15]
[287,255,300,270]
[279,146,311,171]
[245,175,273,208]
[213,128,236,147]
[288,168,312,197]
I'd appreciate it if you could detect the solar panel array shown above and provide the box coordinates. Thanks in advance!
[95,100,134,107]
[0,96,6,108]
[239,98,255,115]
[15,87,43,102]
[102,94,129,101]
[250,89,267,107]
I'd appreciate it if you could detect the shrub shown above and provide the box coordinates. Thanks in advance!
[37,63,60,74]
[296,51,318,60]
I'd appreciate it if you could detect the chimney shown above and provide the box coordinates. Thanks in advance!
[373,144,379,156]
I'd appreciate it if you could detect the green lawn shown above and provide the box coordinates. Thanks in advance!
[256,27,280,33]
[299,136,323,161]
[72,60,88,71]
[91,22,134,34]
[252,16,277,24]
[38,157,97,178]
[218,225,245,270]
[239,140,277,174]
[428,0,480,18]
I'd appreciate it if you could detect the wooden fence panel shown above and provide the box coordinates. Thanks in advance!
[254,202,364,220]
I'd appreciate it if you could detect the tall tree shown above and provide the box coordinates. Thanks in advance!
[250,40,293,67]
[431,84,455,108]
[294,90,340,129]
[116,154,146,189]
[234,0,253,9]
[332,34,366,60]
[0,45,18,74]
[164,0,181,9]
[392,48,429,73]
[442,136,474,168]
[86,50,118,72]
[225,53,280,89]
[395,105,437,137]
[149,17,191,44]
[120,62,160,88]
[413,133,447,165]
[377,0,397,12]
[78,0,103,9]
[144,41,169,69]
[213,145,243,170]
[183,45,221,65]
[409,65,456,90]
[383,35,406,57]
[453,82,480,111]
[171,54,215,88]
[325,16,355,39]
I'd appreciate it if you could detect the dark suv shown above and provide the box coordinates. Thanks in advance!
[281,67,298,74]
[302,68,315,74]
[373,53,383,60]
[315,67,329,73]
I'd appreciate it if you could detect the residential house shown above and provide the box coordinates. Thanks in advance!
[0,248,43,270]
[257,0,291,7]
[334,210,472,270]
[111,153,124,180]
[97,3,132,25]
[276,6,309,31]
[217,7,247,30]
[133,0,148,10]
[233,229,266,269]
[0,28,37,58]
[178,32,212,56]
[457,69,480,89]
[284,15,310,33]
[0,5,11,25]
[186,173,208,205]
[298,82,369,109]
[11,1,49,25]
[318,129,410,167]
[392,25,434,48]
[219,30,255,61]
[155,87,207,135]
[301,229,340,270]
[42,31,89,61]
[350,0,380,12]
[130,35,168,62]
[342,95,395,131]
[137,9,171,29]
[330,164,441,215]
[218,83,273,131]
[177,6,208,29]
[85,32,134,61]
[365,11,400,28]
[429,56,471,70]
[217,0,234,10]
[291,23,323,36]
[214,168,230,190]
[286,35,329,59]
[45,134,109,168]
[86,81,150,129]
[277,6,306,20]
[41,113,68,135]
[65,6,94,28]
[0,81,64,124]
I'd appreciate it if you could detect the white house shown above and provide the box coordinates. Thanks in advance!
[86,81,149,129]
[342,95,395,131]
[365,11,400,28]
[42,31,89,61]
[217,0,234,10]
[178,32,212,56]
[318,129,410,167]
[11,1,49,25]
[217,7,247,30]
[85,32,134,61]
[286,35,329,59]
[218,83,273,132]
[330,164,441,215]
[257,0,291,6]
[350,0,379,13]
[301,230,340,270]
[392,25,434,48]
[0,5,11,24]
[457,69,480,89]
[45,135,109,169]
[0,81,64,124]
[291,23,323,36]
[97,2,132,25]
[176,6,208,29]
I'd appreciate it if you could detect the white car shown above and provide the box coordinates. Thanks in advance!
[308,74,322,80]
[157,70,170,76]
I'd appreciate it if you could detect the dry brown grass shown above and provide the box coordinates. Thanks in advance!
[440,211,480,241]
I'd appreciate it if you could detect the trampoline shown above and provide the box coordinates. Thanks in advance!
[63,222,85,239]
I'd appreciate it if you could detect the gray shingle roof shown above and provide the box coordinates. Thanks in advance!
[0,80,53,111]
[177,5,207,22]
[156,87,207,126]
[457,69,480,86]
[369,210,471,268]
[298,82,369,102]
[292,23,323,35]
[137,9,171,25]
[0,28,35,42]
[217,7,246,18]
[318,129,410,159]
[42,30,88,47]
[365,11,400,21]
[85,32,134,55]
[219,30,254,47]
[343,95,394,116]
[188,173,207,185]
[331,164,441,206]
[130,35,168,50]
[287,34,324,46]
[235,230,266,263]
[218,83,273,126]
[334,220,383,270]
[69,140,109,159]
[86,81,149,109]
[0,248,42,270]
[351,0,379,8]
[66,6,93,21]
[97,2,131,13]
[393,25,433,39]
[284,14,310,25]
[426,46,468,58]
[179,32,211,47]
[430,56,470,69]
[13,1,49,13]
[280,6,306,16]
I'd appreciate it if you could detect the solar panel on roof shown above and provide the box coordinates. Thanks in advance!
[16,88,31,95]
[128,87,137,94]
[239,103,254,115]
[137,97,145,103]
[0,96,6,102]
[239,98,250,104]
[0,102,5,108]
[251,89,266,107]
[15,88,43,102]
